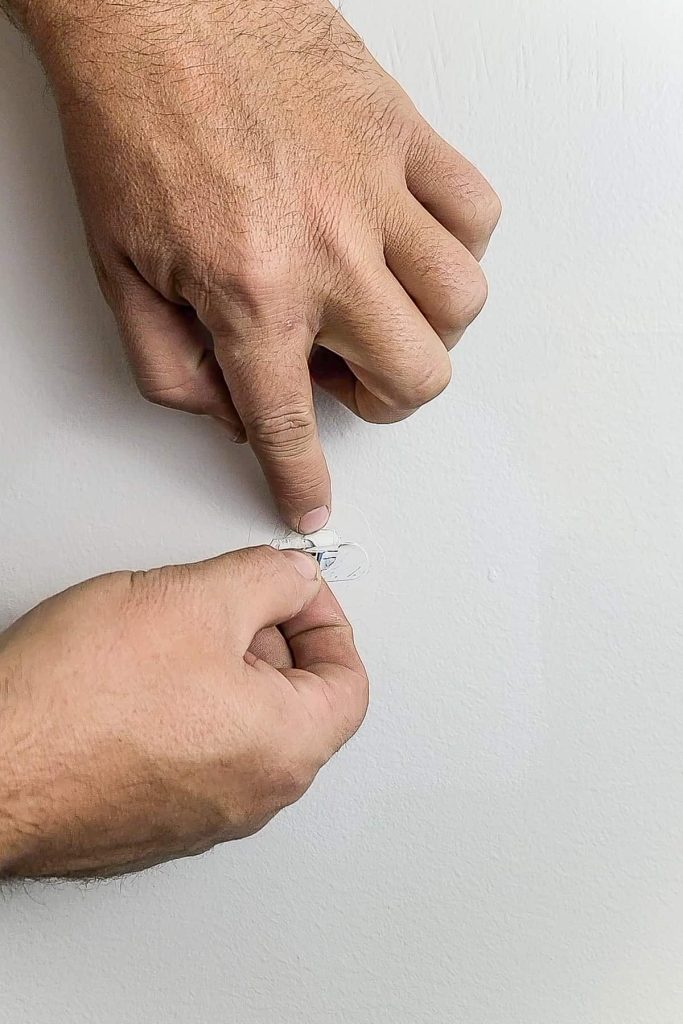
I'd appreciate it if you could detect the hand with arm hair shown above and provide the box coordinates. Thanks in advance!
[0,547,368,878]
[2,0,500,533]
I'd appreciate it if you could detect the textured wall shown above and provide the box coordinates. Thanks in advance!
[1,1,682,1021]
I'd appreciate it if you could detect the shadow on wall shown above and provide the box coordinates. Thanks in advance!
[0,23,268,521]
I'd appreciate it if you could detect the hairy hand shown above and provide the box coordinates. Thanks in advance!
[0,547,368,878]
[21,0,500,530]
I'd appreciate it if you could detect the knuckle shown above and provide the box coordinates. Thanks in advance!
[462,269,490,322]
[339,692,369,749]
[175,260,225,319]
[217,721,316,836]
[358,673,370,722]
[410,357,452,407]
[415,146,502,247]
[251,738,314,817]
[455,170,494,211]
[461,180,503,244]
[271,753,314,808]
[448,268,489,331]
[249,405,317,459]
[133,353,214,414]
[243,545,289,585]
[480,187,503,236]
[225,248,299,322]
[424,259,489,338]
[226,799,270,841]
[180,270,213,318]
[234,255,285,309]
[176,242,295,322]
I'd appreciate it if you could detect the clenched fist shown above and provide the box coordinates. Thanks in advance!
[0,547,368,878]
[10,0,500,531]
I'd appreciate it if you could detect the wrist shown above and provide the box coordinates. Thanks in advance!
[1,0,72,39]
[0,0,25,29]
[16,0,305,94]
[3,0,90,70]
[14,0,222,100]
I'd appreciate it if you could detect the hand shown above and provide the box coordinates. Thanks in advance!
[17,0,501,532]
[0,547,368,878]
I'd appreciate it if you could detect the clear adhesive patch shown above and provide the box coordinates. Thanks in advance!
[247,502,380,584]
[272,528,370,583]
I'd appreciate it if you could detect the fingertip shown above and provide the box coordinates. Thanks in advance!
[276,457,332,534]
[297,505,330,535]
[281,548,321,582]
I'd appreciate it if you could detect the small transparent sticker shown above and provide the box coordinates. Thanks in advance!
[272,528,370,583]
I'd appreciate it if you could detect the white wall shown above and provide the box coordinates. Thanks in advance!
[1,1,682,1020]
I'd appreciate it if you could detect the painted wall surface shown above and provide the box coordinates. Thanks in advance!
[1,1,682,1021]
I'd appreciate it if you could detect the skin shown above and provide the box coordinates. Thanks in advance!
[0,547,368,878]
[6,0,500,532]
[0,0,500,875]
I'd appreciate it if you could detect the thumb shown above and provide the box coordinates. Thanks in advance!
[190,546,323,649]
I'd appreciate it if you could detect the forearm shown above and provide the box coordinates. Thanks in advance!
[0,0,22,28]
[0,639,99,882]
[0,794,30,880]
[0,659,31,878]
[2,0,253,106]
[0,0,71,65]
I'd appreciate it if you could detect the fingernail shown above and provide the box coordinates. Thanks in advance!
[298,506,330,535]
[282,549,319,580]
[212,416,247,443]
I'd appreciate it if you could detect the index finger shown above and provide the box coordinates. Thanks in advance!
[280,583,369,761]
[217,335,331,534]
